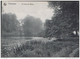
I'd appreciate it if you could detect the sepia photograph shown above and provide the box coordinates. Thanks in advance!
[1,1,79,57]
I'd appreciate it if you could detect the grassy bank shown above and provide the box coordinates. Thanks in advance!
[1,37,79,57]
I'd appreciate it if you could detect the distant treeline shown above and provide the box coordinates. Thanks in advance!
[1,14,45,37]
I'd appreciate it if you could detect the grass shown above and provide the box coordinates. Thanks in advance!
[1,37,79,57]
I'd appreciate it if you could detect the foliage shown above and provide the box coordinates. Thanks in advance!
[22,15,43,37]
[45,1,79,38]
[1,37,79,57]
[2,13,20,36]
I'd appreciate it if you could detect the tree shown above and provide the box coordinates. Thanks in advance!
[45,1,79,38]
[2,13,20,36]
[22,15,43,37]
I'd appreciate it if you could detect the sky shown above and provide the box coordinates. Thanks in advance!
[2,2,54,23]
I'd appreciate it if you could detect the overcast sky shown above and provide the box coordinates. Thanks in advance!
[2,2,54,23]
